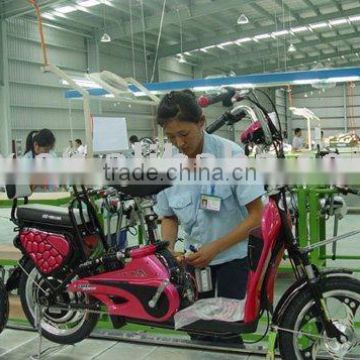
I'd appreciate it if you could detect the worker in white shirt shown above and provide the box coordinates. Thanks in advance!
[74,139,86,157]
[292,128,305,151]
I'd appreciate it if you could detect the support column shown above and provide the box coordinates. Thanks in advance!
[0,20,11,156]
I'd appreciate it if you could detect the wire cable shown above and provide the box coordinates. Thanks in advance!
[129,0,136,79]
[150,0,167,83]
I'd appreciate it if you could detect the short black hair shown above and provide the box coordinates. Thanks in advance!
[129,135,139,143]
[75,139,82,145]
[33,129,55,148]
[294,128,302,134]
[157,90,202,127]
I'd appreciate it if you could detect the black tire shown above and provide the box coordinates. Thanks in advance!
[19,261,99,345]
[0,278,9,334]
[278,276,360,360]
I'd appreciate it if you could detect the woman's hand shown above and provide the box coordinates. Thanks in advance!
[185,242,219,268]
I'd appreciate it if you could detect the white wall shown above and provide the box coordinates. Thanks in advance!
[2,17,157,156]
[291,84,358,139]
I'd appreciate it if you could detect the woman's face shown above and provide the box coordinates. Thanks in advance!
[33,142,52,155]
[163,117,205,158]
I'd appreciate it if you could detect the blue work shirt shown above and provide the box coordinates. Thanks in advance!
[154,132,265,265]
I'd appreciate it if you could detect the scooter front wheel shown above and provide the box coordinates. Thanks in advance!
[278,276,360,359]
[0,277,9,335]
[19,261,99,345]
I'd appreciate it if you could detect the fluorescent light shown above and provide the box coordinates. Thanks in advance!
[104,94,115,98]
[53,11,67,18]
[235,37,252,44]
[329,18,348,26]
[254,33,271,40]
[349,15,360,22]
[293,79,321,85]
[327,76,360,83]
[200,45,216,52]
[42,13,55,20]
[291,26,309,33]
[272,30,289,37]
[310,22,329,29]
[55,6,77,13]
[230,83,255,88]
[78,0,100,7]
[217,41,234,49]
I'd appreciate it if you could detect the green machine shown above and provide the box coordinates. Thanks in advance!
[294,186,358,267]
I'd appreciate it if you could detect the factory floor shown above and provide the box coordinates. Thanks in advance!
[1,208,360,359]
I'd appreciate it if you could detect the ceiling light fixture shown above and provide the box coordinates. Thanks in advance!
[272,30,289,37]
[101,33,111,42]
[254,33,271,40]
[100,0,111,43]
[42,13,55,20]
[310,22,329,29]
[55,6,76,13]
[288,43,296,53]
[217,41,234,49]
[291,26,309,33]
[237,14,249,25]
[78,0,100,7]
[235,37,252,44]
[349,15,360,22]
[329,18,348,26]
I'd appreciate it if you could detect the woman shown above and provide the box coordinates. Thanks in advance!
[23,129,56,159]
[23,129,57,191]
[154,90,264,344]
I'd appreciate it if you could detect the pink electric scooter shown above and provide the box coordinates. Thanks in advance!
[2,95,360,359]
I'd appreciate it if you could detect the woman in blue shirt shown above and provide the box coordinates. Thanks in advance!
[154,90,264,344]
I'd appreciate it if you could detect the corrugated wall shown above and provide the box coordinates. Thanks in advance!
[5,18,157,155]
[6,18,87,154]
[291,84,358,138]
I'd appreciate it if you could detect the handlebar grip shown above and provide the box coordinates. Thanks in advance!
[155,240,170,251]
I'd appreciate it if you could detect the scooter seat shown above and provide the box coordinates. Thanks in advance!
[113,183,172,197]
[17,204,89,227]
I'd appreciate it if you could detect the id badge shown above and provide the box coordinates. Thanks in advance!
[200,194,222,212]
[194,267,213,293]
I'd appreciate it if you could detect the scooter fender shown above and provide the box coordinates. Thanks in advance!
[273,268,353,325]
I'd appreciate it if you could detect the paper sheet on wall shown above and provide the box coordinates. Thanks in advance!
[93,117,129,153]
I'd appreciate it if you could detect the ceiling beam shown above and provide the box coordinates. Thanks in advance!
[159,5,360,58]
[213,48,360,77]
[105,0,254,41]
[201,27,360,69]
[0,0,66,19]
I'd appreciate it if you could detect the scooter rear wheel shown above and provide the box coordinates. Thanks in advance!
[278,276,360,359]
[19,261,99,345]
[0,277,9,335]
